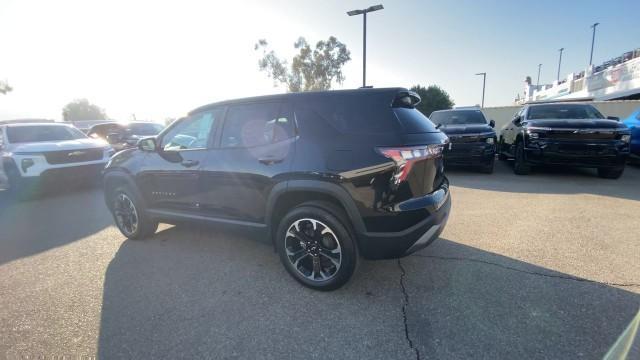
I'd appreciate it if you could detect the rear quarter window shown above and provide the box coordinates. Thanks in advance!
[297,93,400,134]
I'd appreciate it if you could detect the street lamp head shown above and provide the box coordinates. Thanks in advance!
[591,22,600,28]
[475,72,486,76]
[348,4,383,16]
[559,47,564,52]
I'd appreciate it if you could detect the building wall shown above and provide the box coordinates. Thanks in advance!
[480,100,640,131]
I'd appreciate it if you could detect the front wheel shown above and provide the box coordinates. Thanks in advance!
[479,157,495,174]
[110,187,158,239]
[276,202,357,291]
[597,167,624,179]
[513,141,531,175]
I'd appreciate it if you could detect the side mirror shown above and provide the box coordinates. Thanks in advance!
[513,116,522,125]
[138,137,157,152]
[105,133,123,144]
[435,123,443,129]
[489,120,495,128]
[607,116,620,121]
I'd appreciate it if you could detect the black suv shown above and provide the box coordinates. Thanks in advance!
[430,108,497,173]
[498,103,630,178]
[103,88,451,290]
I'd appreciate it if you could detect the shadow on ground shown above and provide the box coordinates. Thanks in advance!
[97,227,640,359]
[446,160,640,201]
[0,186,111,265]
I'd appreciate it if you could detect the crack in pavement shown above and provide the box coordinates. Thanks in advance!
[411,254,640,288]
[398,259,421,360]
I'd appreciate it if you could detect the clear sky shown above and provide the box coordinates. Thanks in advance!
[0,0,638,121]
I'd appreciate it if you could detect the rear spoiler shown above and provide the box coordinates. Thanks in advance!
[392,90,421,108]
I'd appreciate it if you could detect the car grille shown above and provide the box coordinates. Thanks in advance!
[448,135,482,143]
[543,130,617,141]
[44,148,104,164]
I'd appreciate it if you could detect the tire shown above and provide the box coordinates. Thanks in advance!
[275,201,357,291]
[5,164,27,199]
[513,141,531,175]
[109,186,158,239]
[479,157,495,174]
[597,166,624,179]
[498,139,508,161]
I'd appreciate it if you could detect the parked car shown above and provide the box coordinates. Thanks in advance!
[498,103,630,178]
[622,107,640,162]
[68,119,113,133]
[88,122,164,151]
[103,88,451,290]
[0,122,115,194]
[430,107,496,173]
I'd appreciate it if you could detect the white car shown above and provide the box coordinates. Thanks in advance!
[0,122,114,193]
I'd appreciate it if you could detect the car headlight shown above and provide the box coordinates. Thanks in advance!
[485,137,494,144]
[621,134,631,143]
[528,132,539,139]
[21,158,35,173]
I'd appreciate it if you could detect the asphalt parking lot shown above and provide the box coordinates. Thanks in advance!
[0,162,639,359]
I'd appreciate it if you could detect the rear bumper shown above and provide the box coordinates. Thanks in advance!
[444,142,495,166]
[524,141,628,168]
[357,182,451,260]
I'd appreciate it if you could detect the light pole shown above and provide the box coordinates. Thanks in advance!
[589,22,599,65]
[536,63,542,88]
[475,72,486,108]
[347,4,384,87]
[557,48,564,82]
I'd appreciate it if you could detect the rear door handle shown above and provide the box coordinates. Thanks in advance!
[258,157,283,165]
[181,159,199,168]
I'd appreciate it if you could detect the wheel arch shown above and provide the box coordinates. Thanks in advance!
[265,180,365,251]
[103,170,144,210]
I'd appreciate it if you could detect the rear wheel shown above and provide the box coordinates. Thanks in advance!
[597,167,624,179]
[513,141,531,175]
[110,187,158,239]
[276,202,357,291]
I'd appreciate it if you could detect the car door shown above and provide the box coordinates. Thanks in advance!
[198,101,296,224]
[136,109,221,213]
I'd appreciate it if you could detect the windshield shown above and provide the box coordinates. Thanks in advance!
[6,125,87,143]
[430,110,487,125]
[126,123,164,136]
[527,104,604,120]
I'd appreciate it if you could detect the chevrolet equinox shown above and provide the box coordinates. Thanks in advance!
[103,88,451,290]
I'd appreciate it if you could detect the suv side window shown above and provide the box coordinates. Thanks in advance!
[221,102,286,148]
[161,110,219,151]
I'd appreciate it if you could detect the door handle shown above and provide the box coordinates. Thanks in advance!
[181,159,199,168]
[258,157,283,165]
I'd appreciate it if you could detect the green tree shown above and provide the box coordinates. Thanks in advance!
[410,85,454,117]
[255,36,351,92]
[62,99,107,121]
[0,80,12,95]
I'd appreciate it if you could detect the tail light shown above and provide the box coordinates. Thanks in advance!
[376,144,445,184]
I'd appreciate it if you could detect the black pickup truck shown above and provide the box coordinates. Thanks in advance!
[498,103,630,178]
[430,108,497,173]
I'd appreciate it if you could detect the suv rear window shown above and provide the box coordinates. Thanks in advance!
[393,108,439,133]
